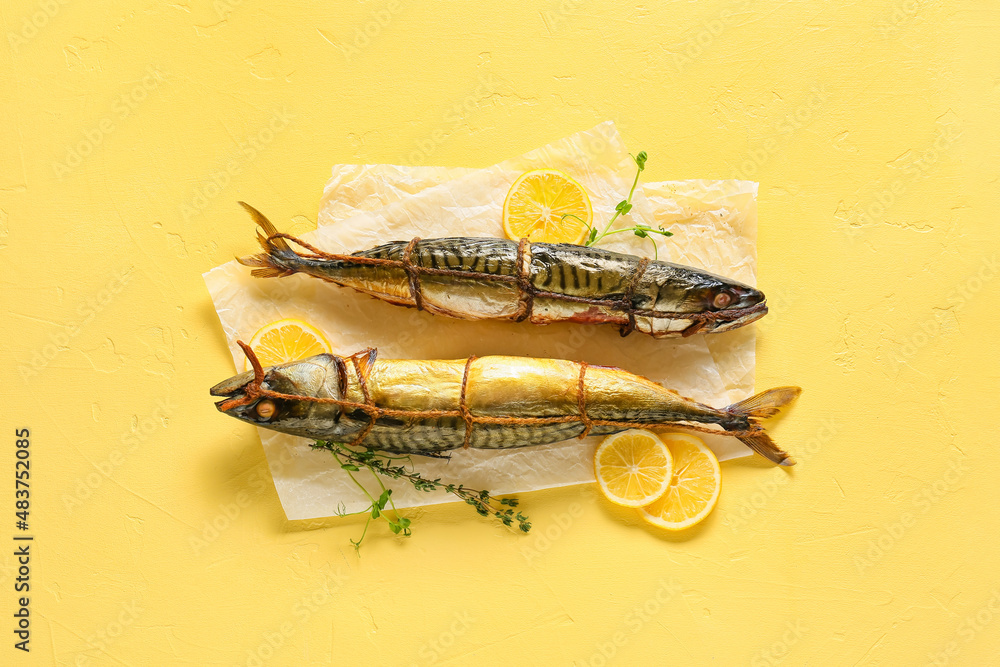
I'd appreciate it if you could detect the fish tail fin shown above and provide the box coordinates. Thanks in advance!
[728,386,802,419]
[726,386,802,466]
[235,202,301,278]
[736,431,796,467]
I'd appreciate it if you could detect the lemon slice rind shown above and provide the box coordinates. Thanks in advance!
[639,433,721,531]
[594,429,673,508]
[243,318,332,371]
[502,168,593,245]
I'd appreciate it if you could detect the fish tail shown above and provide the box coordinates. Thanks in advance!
[725,386,802,466]
[728,386,802,419]
[235,201,301,278]
[735,431,795,467]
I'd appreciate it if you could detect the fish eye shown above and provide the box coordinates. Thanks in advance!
[256,399,276,420]
[712,292,733,309]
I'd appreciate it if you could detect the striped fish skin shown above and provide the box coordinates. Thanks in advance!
[238,204,767,337]
[327,238,523,320]
[211,351,746,454]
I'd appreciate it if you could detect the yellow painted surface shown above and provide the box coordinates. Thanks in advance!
[2,1,998,664]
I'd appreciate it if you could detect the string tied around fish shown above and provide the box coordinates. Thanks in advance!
[251,230,765,338]
[220,340,770,453]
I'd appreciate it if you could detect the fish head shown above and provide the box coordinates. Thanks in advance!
[675,272,768,334]
[210,353,344,437]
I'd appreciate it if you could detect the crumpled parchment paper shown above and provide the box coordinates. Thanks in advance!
[204,122,759,520]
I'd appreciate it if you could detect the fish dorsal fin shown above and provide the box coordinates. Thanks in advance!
[347,348,378,380]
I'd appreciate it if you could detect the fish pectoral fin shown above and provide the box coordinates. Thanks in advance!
[680,320,707,337]
[347,348,378,380]
[345,409,373,424]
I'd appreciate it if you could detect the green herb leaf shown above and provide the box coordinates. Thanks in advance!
[584,151,671,256]
[317,439,532,550]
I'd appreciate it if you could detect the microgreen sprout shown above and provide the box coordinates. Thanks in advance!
[574,151,673,258]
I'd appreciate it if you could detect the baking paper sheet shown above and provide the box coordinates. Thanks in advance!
[204,122,759,520]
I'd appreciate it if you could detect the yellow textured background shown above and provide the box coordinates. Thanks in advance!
[2,1,998,664]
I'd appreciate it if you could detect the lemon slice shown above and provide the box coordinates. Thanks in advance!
[502,168,592,244]
[594,430,673,508]
[244,318,332,370]
[639,433,721,531]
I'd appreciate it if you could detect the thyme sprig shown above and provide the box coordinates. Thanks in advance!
[574,151,673,259]
[312,440,531,552]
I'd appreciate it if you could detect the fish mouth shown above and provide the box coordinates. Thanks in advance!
[213,391,248,413]
[717,299,768,323]
[210,369,258,412]
[709,300,768,331]
[213,398,234,412]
